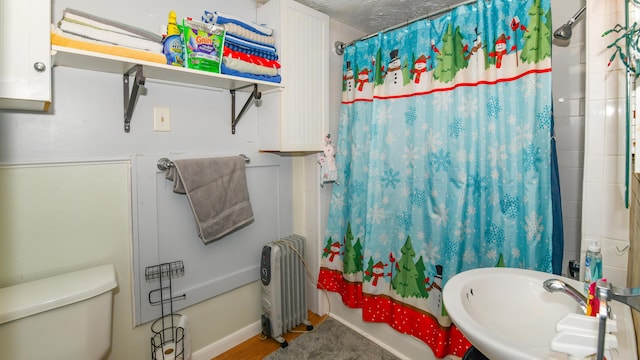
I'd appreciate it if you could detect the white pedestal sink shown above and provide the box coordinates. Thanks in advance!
[443,267,638,359]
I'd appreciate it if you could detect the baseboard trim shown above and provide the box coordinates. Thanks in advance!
[191,320,262,360]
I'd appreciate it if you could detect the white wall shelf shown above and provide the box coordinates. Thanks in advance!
[51,45,283,133]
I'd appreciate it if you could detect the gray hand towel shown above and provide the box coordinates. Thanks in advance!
[166,156,254,244]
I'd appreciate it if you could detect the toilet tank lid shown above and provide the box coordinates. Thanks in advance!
[0,264,117,325]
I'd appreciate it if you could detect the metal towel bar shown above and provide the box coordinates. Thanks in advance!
[157,154,250,171]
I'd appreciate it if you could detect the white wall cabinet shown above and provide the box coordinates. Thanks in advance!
[0,0,51,111]
[257,0,329,152]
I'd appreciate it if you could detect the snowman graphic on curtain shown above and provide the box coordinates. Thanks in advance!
[363,260,392,295]
[410,54,430,91]
[343,61,355,100]
[425,265,451,326]
[489,34,510,69]
[384,49,405,95]
[321,240,343,270]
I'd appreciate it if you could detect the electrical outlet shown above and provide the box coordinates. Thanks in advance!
[153,107,171,132]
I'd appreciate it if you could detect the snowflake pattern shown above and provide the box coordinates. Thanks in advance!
[487,96,502,118]
[448,117,464,138]
[350,180,368,196]
[511,123,534,154]
[405,106,417,126]
[429,149,451,172]
[371,205,386,224]
[500,194,521,219]
[444,237,460,260]
[488,145,507,167]
[463,249,476,264]
[431,204,450,228]
[370,123,379,137]
[403,145,421,164]
[381,168,401,188]
[536,105,552,129]
[467,174,489,196]
[485,223,505,248]
[342,162,352,182]
[523,144,541,172]
[321,14,556,343]
[397,212,413,231]
[460,96,479,118]
[525,211,544,242]
[433,92,454,113]
[521,76,541,98]
[410,188,428,205]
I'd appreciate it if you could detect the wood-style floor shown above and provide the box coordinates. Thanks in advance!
[212,312,328,360]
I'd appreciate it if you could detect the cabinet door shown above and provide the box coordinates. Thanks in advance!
[0,0,51,111]
[280,1,328,151]
[258,0,329,152]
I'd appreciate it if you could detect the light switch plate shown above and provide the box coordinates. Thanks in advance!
[153,107,171,132]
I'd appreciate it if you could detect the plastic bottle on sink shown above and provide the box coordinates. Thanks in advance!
[584,238,602,292]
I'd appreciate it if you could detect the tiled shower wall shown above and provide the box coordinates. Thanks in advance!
[552,0,587,277]
[583,0,630,286]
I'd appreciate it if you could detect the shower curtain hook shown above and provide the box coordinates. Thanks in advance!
[334,41,345,55]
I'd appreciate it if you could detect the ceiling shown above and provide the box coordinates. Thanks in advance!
[259,0,472,35]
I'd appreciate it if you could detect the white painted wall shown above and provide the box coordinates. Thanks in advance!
[0,1,292,359]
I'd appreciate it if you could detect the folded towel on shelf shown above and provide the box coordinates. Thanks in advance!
[202,10,273,36]
[223,56,278,76]
[219,22,275,47]
[165,156,254,244]
[224,47,280,69]
[58,19,163,53]
[221,63,282,83]
[224,34,278,60]
[62,8,162,43]
[51,26,167,64]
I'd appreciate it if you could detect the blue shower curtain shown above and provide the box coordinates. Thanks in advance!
[318,0,561,357]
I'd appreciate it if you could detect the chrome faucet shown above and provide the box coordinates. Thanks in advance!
[543,278,588,314]
[596,281,640,312]
[593,280,640,360]
[543,278,640,360]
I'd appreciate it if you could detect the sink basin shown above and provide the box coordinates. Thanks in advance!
[443,267,638,360]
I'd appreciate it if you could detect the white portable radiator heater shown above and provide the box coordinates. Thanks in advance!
[260,234,313,347]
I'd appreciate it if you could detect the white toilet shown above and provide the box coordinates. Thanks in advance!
[0,264,118,360]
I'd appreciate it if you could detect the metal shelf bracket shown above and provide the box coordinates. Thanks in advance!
[123,64,145,133]
[230,83,261,134]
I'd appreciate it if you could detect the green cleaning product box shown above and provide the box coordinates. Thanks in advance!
[180,19,225,73]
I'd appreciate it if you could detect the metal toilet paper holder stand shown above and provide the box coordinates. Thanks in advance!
[146,260,187,360]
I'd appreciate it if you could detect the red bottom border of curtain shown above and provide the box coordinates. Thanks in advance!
[318,267,472,358]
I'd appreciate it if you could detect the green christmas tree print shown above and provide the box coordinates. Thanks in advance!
[391,236,423,298]
[374,47,384,86]
[495,253,506,267]
[322,236,333,258]
[409,52,416,82]
[364,256,374,282]
[402,58,412,86]
[520,0,552,64]
[343,223,363,274]
[415,255,429,298]
[433,23,469,83]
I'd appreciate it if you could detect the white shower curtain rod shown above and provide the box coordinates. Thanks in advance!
[334,0,476,55]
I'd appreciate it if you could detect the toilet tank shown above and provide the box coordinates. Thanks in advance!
[0,264,118,360]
